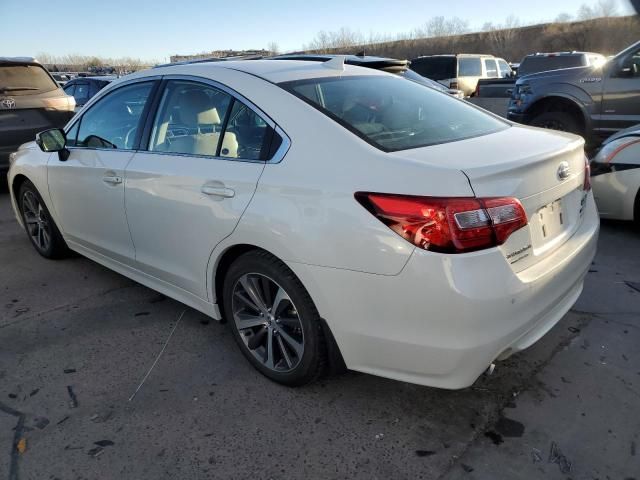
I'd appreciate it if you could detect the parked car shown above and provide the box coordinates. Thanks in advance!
[63,75,116,111]
[0,57,75,178]
[409,54,512,96]
[508,41,640,146]
[51,72,71,87]
[8,58,598,389]
[475,51,606,98]
[268,54,464,98]
[590,125,640,224]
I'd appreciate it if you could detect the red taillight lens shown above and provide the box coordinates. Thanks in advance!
[583,156,591,191]
[355,193,527,254]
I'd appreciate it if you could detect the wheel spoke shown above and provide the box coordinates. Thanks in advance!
[240,277,269,314]
[277,334,293,368]
[272,287,291,318]
[235,313,267,330]
[265,328,275,368]
[277,328,303,357]
[234,290,261,313]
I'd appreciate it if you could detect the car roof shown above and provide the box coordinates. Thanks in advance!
[524,51,602,57]
[412,54,494,59]
[70,75,118,82]
[0,57,40,66]
[146,59,389,84]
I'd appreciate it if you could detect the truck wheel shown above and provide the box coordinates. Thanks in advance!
[531,112,582,136]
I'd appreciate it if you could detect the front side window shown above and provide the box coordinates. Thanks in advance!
[75,81,153,150]
[623,48,640,77]
[74,83,89,104]
[148,81,233,156]
[458,58,482,77]
[498,60,511,78]
[281,75,507,152]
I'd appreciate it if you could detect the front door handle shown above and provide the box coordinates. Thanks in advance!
[103,175,123,185]
[201,185,235,198]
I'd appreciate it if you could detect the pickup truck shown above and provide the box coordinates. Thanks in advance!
[475,52,606,98]
[508,40,640,146]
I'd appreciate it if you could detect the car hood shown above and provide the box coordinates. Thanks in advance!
[517,65,595,84]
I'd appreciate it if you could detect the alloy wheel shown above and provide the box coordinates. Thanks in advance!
[231,273,304,373]
[22,191,51,252]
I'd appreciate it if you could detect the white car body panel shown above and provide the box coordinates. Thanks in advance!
[591,137,640,221]
[7,60,599,389]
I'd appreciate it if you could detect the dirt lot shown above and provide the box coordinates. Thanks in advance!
[1,188,639,480]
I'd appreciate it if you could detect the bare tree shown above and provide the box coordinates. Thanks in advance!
[267,41,280,55]
[555,12,573,22]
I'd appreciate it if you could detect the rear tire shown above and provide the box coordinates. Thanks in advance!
[531,111,582,136]
[18,180,69,259]
[222,250,326,386]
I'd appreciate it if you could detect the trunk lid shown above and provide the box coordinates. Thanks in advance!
[392,125,588,271]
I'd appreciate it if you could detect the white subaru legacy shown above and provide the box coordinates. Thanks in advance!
[7,59,599,388]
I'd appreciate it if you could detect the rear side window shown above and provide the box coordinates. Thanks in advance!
[410,57,456,80]
[74,83,90,104]
[458,58,482,77]
[497,59,512,77]
[518,56,585,76]
[281,75,507,152]
[483,59,498,78]
[0,64,58,95]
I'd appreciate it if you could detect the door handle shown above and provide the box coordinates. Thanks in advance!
[103,175,123,185]
[201,185,235,198]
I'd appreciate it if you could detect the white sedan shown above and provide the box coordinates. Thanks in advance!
[7,59,599,389]
[591,126,640,224]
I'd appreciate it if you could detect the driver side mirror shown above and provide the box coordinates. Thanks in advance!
[35,128,70,161]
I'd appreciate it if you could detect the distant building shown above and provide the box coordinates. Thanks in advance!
[169,49,270,63]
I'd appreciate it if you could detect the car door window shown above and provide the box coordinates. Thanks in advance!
[63,84,75,97]
[483,59,498,78]
[625,48,640,77]
[498,60,511,78]
[76,81,153,150]
[221,100,272,160]
[458,58,482,77]
[148,80,233,157]
[74,83,89,104]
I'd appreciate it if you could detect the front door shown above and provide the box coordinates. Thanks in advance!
[47,80,156,263]
[600,45,640,135]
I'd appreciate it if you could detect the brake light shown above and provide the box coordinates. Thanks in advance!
[583,156,591,191]
[355,193,527,254]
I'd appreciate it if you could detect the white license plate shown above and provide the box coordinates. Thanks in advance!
[537,199,565,239]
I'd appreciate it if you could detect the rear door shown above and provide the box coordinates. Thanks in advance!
[124,77,280,299]
[0,62,74,161]
[47,79,157,263]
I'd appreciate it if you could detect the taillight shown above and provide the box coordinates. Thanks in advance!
[583,156,591,191]
[355,193,527,254]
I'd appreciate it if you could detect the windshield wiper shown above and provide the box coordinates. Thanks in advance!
[0,87,39,92]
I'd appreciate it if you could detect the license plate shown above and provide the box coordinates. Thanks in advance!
[537,199,565,239]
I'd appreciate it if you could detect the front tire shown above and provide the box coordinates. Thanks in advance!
[18,180,68,259]
[222,250,326,386]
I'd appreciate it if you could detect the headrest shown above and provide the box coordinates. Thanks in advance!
[198,107,220,125]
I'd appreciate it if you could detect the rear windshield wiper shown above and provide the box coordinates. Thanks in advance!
[0,87,40,92]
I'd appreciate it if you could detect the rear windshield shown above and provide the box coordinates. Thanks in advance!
[518,56,586,76]
[0,64,58,95]
[280,75,507,152]
[410,57,455,80]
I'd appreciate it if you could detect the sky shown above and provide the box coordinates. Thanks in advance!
[1,0,635,62]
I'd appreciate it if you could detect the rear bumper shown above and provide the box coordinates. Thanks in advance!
[289,193,599,389]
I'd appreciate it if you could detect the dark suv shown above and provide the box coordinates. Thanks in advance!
[508,41,640,146]
[0,57,75,177]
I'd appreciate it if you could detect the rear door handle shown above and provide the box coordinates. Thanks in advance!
[103,175,123,185]
[201,185,235,198]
